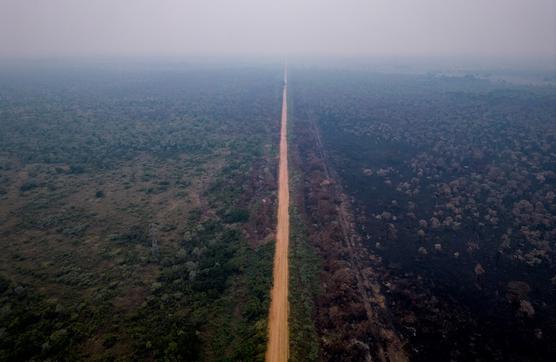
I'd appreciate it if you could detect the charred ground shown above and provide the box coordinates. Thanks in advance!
[289,67,556,361]
[1,61,555,362]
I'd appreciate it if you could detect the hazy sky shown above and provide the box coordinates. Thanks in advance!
[1,0,555,59]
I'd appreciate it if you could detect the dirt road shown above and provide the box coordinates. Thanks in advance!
[266,67,289,362]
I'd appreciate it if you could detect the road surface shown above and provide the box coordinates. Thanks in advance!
[266,66,289,362]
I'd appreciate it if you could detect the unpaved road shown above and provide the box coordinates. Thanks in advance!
[266,67,289,362]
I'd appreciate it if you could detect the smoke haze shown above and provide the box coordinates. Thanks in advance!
[1,0,555,61]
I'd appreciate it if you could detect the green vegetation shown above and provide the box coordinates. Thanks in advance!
[288,99,321,361]
[288,206,320,362]
[0,275,82,361]
[0,62,282,360]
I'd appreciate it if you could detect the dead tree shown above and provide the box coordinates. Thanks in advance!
[149,223,160,260]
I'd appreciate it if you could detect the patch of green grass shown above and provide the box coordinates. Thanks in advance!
[289,205,321,362]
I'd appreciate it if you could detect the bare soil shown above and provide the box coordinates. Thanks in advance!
[266,69,289,362]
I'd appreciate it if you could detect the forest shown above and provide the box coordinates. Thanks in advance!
[1,60,555,361]
[2,0,555,360]
[289,67,556,361]
[0,62,282,361]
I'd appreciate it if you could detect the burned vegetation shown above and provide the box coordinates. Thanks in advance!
[289,68,556,361]
[0,62,282,360]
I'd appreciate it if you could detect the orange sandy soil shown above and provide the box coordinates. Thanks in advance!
[266,68,289,362]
